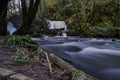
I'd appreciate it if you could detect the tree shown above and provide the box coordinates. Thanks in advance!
[14,0,41,35]
[0,0,10,35]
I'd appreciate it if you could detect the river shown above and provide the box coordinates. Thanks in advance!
[31,36,120,80]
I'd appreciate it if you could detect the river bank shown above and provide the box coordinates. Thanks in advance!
[0,36,95,80]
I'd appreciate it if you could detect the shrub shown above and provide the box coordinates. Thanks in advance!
[11,51,29,62]
[7,35,32,45]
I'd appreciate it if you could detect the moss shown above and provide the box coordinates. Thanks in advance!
[71,70,95,80]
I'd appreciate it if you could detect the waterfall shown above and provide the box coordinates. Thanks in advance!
[62,33,67,37]
[47,20,67,30]
[7,22,17,35]
[47,20,67,37]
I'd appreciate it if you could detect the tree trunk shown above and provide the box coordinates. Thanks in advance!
[50,54,96,80]
[14,0,41,35]
[114,4,120,27]
[0,0,10,36]
[0,10,7,36]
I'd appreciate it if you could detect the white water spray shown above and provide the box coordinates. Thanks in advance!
[7,22,17,35]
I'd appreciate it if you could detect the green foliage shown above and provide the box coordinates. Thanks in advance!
[89,25,120,38]
[35,0,120,37]
[71,70,92,80]
[11,51,29,62]
[89,27,107,37]
[90,1,119,27]
[7,35,32,45]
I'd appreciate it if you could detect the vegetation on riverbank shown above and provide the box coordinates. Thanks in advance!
[34,0,120,37]
[0,36,96,80]
[0,0,119,38]
[0,36,68,80]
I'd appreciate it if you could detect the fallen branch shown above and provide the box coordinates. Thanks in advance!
[50,54,96,80]
[44,51,52,76]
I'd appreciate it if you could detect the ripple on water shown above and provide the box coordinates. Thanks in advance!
[63,46,81,52]
[99,68,120,80]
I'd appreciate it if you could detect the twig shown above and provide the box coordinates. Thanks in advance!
[44,51,52,75]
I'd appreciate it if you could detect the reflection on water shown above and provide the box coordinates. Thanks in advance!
[32,37,120,80]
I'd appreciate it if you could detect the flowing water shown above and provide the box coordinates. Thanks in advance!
[32,37,120,80]
[7,22,17,35]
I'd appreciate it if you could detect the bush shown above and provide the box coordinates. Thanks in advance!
[7,35,32,45]
[11,51,29,62]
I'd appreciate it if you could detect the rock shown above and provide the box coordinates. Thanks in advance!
[10,73,34,80]
[112,39,116,41]
[0,67,15,76]
[0,67,34,80]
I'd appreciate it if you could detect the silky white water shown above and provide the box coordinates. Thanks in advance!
[32,37,120,80]
[7,22,17,35]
